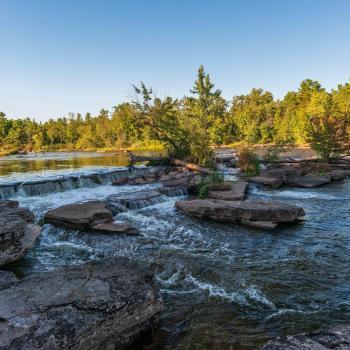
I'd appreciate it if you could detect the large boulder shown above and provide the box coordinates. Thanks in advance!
[175,199,304,229]
[208,181,248,201]
[0,257,164,350]
[44,200,113,229]
[44,201,136,234]
[261,324,350,349]
[0,200,41,266]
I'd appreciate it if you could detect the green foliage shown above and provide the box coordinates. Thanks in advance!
[306,91,349,163]
[1,72,350,166]
[198,182,209,199]
[238,147,261,176]
[197,171,224,199]
[263,140,294,162]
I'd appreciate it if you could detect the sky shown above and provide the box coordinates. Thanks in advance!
[0,0,349,121]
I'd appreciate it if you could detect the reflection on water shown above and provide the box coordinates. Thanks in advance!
[0,151,164,177]
[1,153,350,349]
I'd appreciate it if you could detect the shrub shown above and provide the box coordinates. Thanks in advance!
[197,170,225,199]
[263,140,294,162]
[238,147,260,176]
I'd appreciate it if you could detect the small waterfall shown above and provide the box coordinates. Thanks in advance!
[0,184,17,199]
[124,194,168,210]
[159,187,188,197]
[0,166,152,199]
[18,180,63,197]
[107,190,169,213]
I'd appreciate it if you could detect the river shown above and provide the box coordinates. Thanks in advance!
[1,152,349,349]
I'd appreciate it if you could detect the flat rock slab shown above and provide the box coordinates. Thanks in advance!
[248,176,284,189]
[175,199,304,228]
[44,201,137,234]
[0,200,40,266]
[208,181,248,201]
[329,169,350,181]
[288,175,331,188]
[44,200,113,229]
[261,324,350,349]
[0,257,164,350]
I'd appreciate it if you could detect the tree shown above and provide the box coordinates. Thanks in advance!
[181,65,227,166]
[306,91,349,163]
[132,82,191,158]
[231,88,276,143]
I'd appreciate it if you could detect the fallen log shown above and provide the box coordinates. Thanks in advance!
[172,159,211,174]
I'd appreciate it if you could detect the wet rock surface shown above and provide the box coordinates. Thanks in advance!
[175,198,304,228]
[208,181,248,201]
[44,200,113,229]
[248,176,284,189]
[246,163,350,188]
[0,200,40,266]
[288,175,331,188]
[261,325,350,349]
[44,200,136,234]
[0,257,164,350]
[107,190,167,212]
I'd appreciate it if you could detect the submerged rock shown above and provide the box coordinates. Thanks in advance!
[261,324,350,349]
[0,200,41,266]
[0,257,164,350]
[44,200,136,234]
[175,199,304,229]
[0,270,18,288]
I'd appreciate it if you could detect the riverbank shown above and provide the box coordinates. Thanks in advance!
[0,141,165,157]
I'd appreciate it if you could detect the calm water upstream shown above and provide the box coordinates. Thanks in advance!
[1,152,350,349]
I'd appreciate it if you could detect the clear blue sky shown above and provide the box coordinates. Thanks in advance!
[1,0,349,121]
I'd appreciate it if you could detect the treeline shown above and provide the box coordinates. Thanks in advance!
[1,65,350,164]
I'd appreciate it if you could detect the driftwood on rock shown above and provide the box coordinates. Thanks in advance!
[172,159,211,174]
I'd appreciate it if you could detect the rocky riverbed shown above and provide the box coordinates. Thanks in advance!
[0,151,350,349]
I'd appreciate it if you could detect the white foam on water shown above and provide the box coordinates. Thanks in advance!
[251,186,336,200]
[185,274,248,304]
[43,241,96,255]
[265,308,319,321]
[245,285,276,309]
[15,183,160,217]
[157,267,184,287]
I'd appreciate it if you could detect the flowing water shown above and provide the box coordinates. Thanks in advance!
[1,152,350,349]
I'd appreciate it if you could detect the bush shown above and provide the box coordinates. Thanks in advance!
[263,141,294,162]
[197,170,225,199]
[238,147,260,176]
